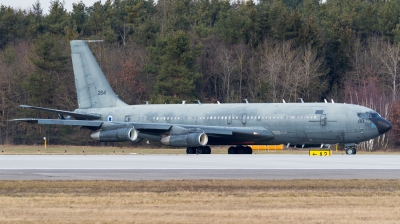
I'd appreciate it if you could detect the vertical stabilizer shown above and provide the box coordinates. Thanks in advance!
[70,40,127,109]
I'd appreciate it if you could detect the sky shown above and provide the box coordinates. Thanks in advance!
[1,0,99,14]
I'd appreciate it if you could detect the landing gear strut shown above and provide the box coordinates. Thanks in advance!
[227,145,253,154]
[186,146,211,154]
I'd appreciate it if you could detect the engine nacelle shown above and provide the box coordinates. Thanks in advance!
[161,132,208,147]
[90,127,138,142]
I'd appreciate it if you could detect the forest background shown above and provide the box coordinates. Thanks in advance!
[1,0,400,150]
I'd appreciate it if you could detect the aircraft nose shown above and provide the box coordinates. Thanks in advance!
[370,118,392,135]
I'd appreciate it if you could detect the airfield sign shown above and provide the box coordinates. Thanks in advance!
[309,150,332,156]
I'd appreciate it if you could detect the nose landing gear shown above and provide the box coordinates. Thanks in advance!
[345,146,357,155]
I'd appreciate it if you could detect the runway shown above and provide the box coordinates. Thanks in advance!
[0,154,399,180]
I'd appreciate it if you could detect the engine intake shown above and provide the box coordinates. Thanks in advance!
[90,127,138,142]
[161,132,208,147]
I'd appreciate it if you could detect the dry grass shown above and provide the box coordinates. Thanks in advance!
[1,145,399,155]
[0,180,399,223]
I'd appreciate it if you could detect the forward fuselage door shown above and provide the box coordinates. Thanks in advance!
[320,114,327,126]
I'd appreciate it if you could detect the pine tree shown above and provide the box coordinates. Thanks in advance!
[152,31,202,103]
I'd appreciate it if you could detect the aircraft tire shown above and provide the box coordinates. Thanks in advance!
[186,147,195,154]
[197,147,203,154]
[246,146,252,154]
[204,146,211,154]
[228,147,236,154]
[346,148,355,155]
[238,147,245,154]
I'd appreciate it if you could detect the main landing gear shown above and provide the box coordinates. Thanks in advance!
[186,146,211,154]
[228,145,253,154]
[345,146,357,155]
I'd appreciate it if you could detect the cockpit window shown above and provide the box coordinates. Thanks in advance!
[357,112,381,119]
[369,112,381,118]
[357,113,366,119]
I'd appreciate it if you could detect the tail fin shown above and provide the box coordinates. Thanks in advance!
[70,40,127,109]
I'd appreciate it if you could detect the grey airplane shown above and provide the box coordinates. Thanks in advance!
[13,40,392,155]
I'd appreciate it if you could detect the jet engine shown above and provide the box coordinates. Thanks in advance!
[161,132,208,147]
[90,127,138,142]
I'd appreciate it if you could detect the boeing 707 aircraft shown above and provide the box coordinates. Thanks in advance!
[13,40,392,155]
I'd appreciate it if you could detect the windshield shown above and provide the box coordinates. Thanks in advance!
[357,112,381,119]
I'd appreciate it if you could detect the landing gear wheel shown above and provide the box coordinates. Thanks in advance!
[245,146,252,154]
[346,147,356,155]
[197,147,203,154]
[238,147,245,154]
[228,147,236,154]
[204,146,211,154]
[186,147,195,154]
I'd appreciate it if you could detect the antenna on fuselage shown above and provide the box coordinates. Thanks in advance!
[217,101,220,104]
[324,99,328,103]
[144,101,149,105]
[195,100,201,105]
[283,99,286,103]
[298,98,304,103]
[331,99,335,103]
[182,100,186,105]
[243,99,249,104]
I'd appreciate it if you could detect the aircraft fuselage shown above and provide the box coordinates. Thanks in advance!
[76,102,389,146]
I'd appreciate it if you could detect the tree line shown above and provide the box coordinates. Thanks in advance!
[1,0,400,149]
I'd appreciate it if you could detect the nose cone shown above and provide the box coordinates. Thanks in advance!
[370,118,392,135]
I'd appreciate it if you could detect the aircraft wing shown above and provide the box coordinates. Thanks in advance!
[19,105,101,120]
[12,117,273,141]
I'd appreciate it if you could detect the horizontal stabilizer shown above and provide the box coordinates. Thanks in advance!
[19,105,101,120]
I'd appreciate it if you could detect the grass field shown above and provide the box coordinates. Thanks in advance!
[0,180,399,223]
[1,145,399,155]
